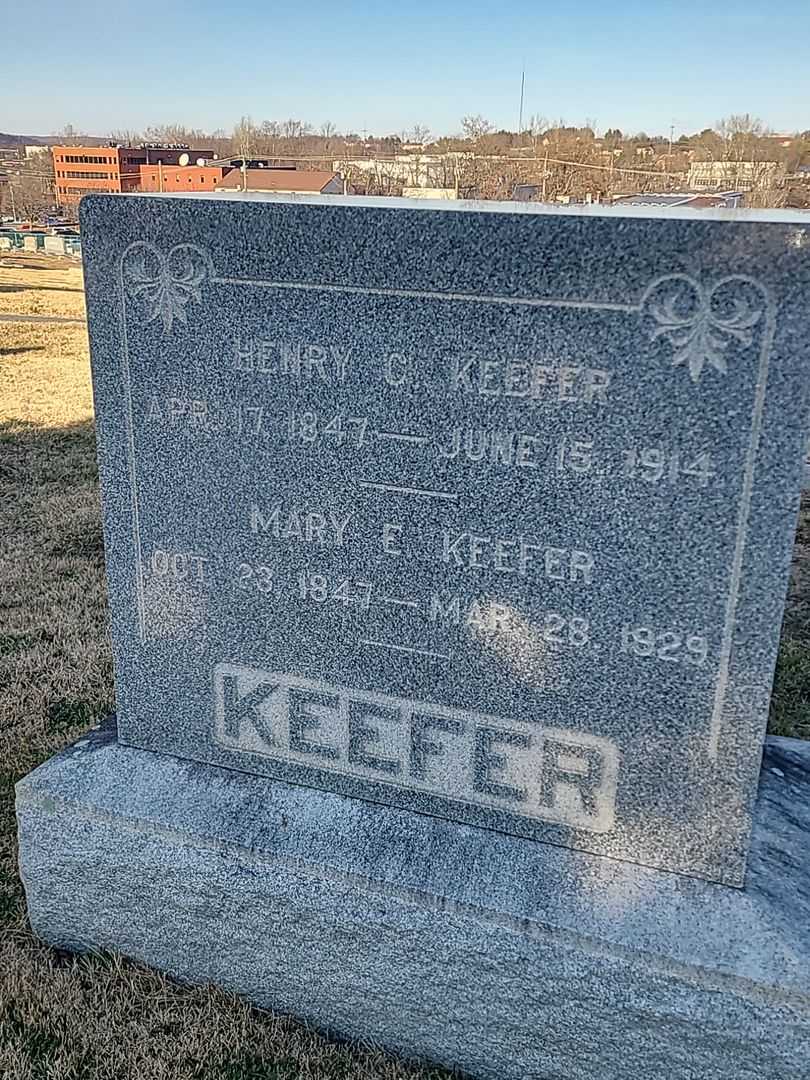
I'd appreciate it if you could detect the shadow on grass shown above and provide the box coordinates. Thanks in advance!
[771,640,810,739]
[0,414,110,755]
[0,282,83,293]
[0,260,74,272]
[773,496,810,738]
[0,417,99,489]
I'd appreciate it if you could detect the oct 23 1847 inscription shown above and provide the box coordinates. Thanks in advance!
[80,193,810,885]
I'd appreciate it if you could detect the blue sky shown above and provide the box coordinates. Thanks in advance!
[6,1,809,138]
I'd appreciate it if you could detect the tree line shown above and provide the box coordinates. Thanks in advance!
[110,113,810,206]
[3,113,809,219]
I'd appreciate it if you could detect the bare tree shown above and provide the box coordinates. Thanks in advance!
[209,129,232,158]
[319,121,337,155]
[602,128,623,149]
[461,115,494,142]
[281,119,312,140]
[257,120,281,157]
[527,114,549,153]
[232,116,257,160]
[716,113,768,161]
[3,155,56,219]
[708,114,785,204]
[142,123,206,144]
[109,129,142,146]
[407,124,431,145]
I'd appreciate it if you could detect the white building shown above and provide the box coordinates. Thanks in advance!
[687,160,786,191]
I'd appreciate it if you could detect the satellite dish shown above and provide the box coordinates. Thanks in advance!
[178,152,190,166]
[196,158,205,167]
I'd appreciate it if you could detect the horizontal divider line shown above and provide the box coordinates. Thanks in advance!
[375,431,429,444]
[360,638,451,661]
[359,481,458,500]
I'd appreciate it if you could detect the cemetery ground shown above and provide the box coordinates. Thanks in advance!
[0,252,808,1078]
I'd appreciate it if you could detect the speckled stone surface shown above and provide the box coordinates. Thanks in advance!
[80,193,810,884]
[16,723,810,1080]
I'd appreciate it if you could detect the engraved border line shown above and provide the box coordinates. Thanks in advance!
[213,275,640,312]
[120,256,776,763]
[118,242,148,642]
[705,275,777,760]
[119,240,215,644]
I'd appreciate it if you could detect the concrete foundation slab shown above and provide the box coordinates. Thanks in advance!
[16,722,810,1080]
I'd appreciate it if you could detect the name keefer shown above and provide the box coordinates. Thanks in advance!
[451,356,611,403]
[214,668,619,834]
[442,529,595,581]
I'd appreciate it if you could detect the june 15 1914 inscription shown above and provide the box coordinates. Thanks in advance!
[80,193,810,885]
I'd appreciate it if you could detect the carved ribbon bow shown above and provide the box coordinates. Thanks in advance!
[123,243,209,334]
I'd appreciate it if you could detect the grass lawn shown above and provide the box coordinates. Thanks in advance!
[1,253,808,1077]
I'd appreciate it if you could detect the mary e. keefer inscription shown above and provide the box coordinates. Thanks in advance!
[81,193,810,885]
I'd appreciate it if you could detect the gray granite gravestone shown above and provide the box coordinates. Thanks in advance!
[81,193,809,886]
[16,194,810,1080]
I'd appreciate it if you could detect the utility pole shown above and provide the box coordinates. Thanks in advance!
[241,157,248,191]
[518,67,525,140]
[542,148,549,202]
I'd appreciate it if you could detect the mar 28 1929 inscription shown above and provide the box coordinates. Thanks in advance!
[81,193,810,885]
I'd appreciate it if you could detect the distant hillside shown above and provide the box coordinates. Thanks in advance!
[0,133,46,147]
[0,133,108,148]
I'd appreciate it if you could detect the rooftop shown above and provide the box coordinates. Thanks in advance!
[216,169,339,193]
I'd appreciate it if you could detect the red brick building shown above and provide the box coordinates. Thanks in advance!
[53,144,216,204]
[53,147,343,205]
[137,165,227,192]
[53,146,130,203]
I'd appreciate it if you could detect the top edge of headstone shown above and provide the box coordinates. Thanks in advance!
[79,190,810,225]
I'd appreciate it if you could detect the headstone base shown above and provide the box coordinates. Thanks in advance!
[16,721,810,1080]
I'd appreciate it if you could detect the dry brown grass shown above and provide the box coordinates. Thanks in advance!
[0,939,448,1080]
[0,258,86,319]
[0,268,450,1080]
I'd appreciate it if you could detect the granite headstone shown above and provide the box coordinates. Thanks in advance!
[79,193,810,885]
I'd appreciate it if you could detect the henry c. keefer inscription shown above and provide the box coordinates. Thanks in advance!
[80,193,810,885]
